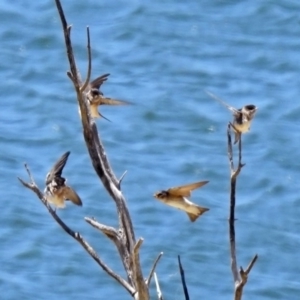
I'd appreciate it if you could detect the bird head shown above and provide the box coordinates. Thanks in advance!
[153,190,168,200]
[243,104,257,120]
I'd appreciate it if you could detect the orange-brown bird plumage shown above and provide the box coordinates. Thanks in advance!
[154,181,209,222]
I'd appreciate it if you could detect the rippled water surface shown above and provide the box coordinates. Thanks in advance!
[1,0,300,299]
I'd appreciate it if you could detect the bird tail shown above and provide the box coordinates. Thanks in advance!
[187,206,209,222]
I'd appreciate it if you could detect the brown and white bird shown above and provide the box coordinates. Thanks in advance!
[44,151,82,209]
[153,181,209,222]
[205,90,257,144]
[86,73,130,120]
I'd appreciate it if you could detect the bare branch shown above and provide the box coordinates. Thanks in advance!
[145,252,163,287]
[227,123,258,300]
[67,71,75,85]
[81,26,92,92]
[85,217,135,285]
[85,217,118,240]
[131,238,148,299]
[52,0,149,298]
[91,124,119,187]
[118,170,128,188]
[228,125,239,283]
[18,164,135,296]
[134,238,143,253]
[245,254,258,275]
[55,0,79,87]
[227,123,234,171]
[178,255,190,300]
[154,272,164,300]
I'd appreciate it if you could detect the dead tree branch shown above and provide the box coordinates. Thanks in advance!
[53,0,150,298]
[227,123,258,300]
[18,164,135,296]
[19,0,155,298]
[154,272,164,300]
[178,255,190,300]
[145,252,163,287]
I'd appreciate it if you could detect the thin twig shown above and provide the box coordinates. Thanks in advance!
[145,252,163,287]
[67,71,75,85]
[85,217,118,240]
[245,254,258,275]
[154,272,164,300]
[55,0,79,87]
[118,170,128,188]
[178,255,190,300]
[227,123,234,171]
[81,26,92,92]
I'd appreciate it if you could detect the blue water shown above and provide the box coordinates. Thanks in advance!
[1,0,300,299]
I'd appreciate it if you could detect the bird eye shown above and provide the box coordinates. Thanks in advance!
[90,89,100,97]
[245,104,256,110]
[159,191,168,197]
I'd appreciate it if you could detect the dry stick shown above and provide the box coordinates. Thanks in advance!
[227,124,258,300]
[80,26,91,93]
[131,238,146,297]
[145,252,163,287]
[154,272,164,300]
[53,1,149,298]
[86,216,145,290]
[18,164,135,296]
[85,217,133,278]
[85,217,119,242]
[178,255,190,300]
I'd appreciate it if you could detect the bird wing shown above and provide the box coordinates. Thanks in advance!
[63,186,83,206]
[98,97,131,106]
[168,181,209,197]
[90,73,110,90]
[205,90,239,114]
[46,151,70,184]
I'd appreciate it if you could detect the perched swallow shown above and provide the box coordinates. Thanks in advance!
[205,91,257,144]
[44,151,82,209]
[153,181,209,222]
[86,73,130,120]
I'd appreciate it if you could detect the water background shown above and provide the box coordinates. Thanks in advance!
[1,0,300,299]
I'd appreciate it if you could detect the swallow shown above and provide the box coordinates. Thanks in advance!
[44,151,82,209]
[86,73,130,120]
[153,181,209,222]
[205,90,257,144]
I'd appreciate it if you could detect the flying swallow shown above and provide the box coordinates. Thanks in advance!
[86,73,130,120]
[205,91,257,144]
[153,181,210,222]
[44,151,82,209]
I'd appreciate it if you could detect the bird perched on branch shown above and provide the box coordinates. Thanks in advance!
[205,90,257,144]
[86,73,130,121]
[44,151,82,209]
[154,181,209,222]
